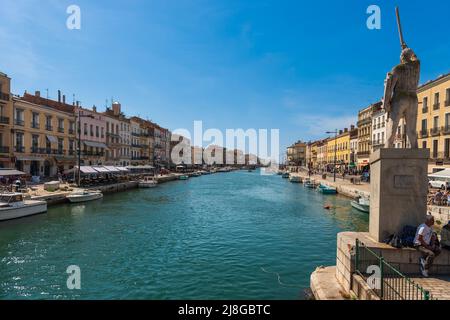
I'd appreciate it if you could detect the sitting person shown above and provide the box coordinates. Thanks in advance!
[442,221,450,249]
[434,190,443,205]
[414,215,441,277]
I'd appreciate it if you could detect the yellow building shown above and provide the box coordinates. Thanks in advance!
[0,72,13,168]
[12,92,76,177]
[417,73,450,168]
[327,129,351,168]
[316,139,328,171]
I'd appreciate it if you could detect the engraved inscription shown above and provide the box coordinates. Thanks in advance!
[394,175,415,189]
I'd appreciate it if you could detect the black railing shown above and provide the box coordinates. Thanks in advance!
[58,127,64,133]
[31,147,66,155]
[46,125,53,131]
[419,130,428,138]
[430,127,441,136]
[0,92,10,101]
[31,122,40,129]
[15,146,25,153]
[355,239,434,300]
[69,129,75,134]
[422,107,428,113]
[0,146,9,153]
[0,116,9,124]
[15,119,24,126]
[433,103,440,110]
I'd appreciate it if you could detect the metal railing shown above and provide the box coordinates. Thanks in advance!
[355,239,434,300]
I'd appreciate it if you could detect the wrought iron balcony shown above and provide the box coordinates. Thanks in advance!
[58,127,64,133]
[433,103,440,110]
[443,126,450,135]
[0,92,10,101]
[46,125,53,131]
[422,106,428,113]
[419,130,429,138]
[15,146,25,153]
[430,127,441,136]
[0,117,9,125]
[15,119,24,126]
[0,146,9,153]
[31,122,40,129]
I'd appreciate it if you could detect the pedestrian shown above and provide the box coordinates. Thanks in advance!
[414,215,441,277]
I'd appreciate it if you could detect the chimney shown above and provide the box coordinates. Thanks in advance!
[58,90,61,103]
[339,130,343,135]
[344,128,348,133]
[76,101,80,107]
[92,105,97,112]
[112,102,121,116]
[35,91,40,97]
[63,95,66,104]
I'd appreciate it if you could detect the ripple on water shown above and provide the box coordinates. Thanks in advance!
[0,170,368,299]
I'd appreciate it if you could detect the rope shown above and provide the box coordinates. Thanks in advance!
[260,267,303,288]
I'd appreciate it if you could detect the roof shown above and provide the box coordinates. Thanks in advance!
[429,169,450,180]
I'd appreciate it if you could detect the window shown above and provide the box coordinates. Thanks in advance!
[422,141,427,149]
[101,127,104,138]
[446,88,450,106]
[58,118,64,132]
[90,124,94,136]
[32,112,39,128]
[433,140,438,158]
[421,119,427,131]
[46,116,52,130]
[445,139,450,159]
[446,114,450,129]
[15,132,24,152]
[435,93,440,105]
[84,123,88,135]
[15,109,24,126]
[58,138,64,154]
[69,140,74,152]
[423,97,428,110]
[96,126,99,137]
[32,135,39,150]
[433,116,439,129]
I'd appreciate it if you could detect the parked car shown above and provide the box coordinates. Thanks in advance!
[428,179,450,190]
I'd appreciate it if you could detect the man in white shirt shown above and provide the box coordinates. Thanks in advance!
[414,215,441,277]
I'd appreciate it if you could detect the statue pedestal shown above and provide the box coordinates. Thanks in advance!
[369,148,429,242]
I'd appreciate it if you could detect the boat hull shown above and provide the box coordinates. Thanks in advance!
[0,201,48,222]
[67,193,103,203]
[138,183,158,188]
[351,201,370,213]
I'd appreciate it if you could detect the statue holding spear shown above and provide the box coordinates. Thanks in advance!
[383,7,420,149]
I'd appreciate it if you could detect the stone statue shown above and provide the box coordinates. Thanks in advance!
[383,8,420,149]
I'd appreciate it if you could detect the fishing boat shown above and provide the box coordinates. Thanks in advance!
[138,176,158,188]
[282,172,290,179]
[351,196,370,213]
[0,193,47,221]
[304,180,317,189]
[318,184,337,195]
[289,176,302,183]
[66,190,103,203]
[179,175,189,180]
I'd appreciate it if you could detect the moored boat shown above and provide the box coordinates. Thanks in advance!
[282,173,290,179]
[66,190,103,203]
[318,184,337,194]
[139,176,158,188]
[179,175,189,180]
[0,193,47,221]
[289,175,302,183]
[304,179,317,189]
[351,196,370,213]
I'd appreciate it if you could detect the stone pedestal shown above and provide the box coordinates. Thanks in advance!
[369,148,429,242]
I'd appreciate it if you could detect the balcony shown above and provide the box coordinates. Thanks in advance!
[0,117,9,125]
[422,106,428,113]
[46,125,53,131]
[31,122,40,129]
[15,146,25,153]
[357,151,370,156]
[443,126,450,135]
[58,127,64,133]
[446,100,450,107]
[0,92,10,101]
[15,119,24,126]
[82,151,105,157]
[419,130,429,138]
[68,150,75,156]
[433,103,440,110]
[69,129,75,135]
[0,146,9,153]
[430,127,441,136]
[31,147,66,155]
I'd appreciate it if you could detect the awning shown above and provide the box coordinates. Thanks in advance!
[78,166,98,174]
[93,166,110,173]
[429,169,450,180]
[83,141,108,149]
[0,169,26,176]
[115,166,129,172]
[104,166,120,173]
[126,165,155,170]
[46,135,58,143]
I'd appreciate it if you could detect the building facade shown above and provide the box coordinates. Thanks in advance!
[286,141,307,167]
[357,103,378,169]
[0,72,13,168]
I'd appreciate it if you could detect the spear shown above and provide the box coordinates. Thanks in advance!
[396,7,408,50]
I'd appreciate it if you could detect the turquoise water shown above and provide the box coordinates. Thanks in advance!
[0,170,368,300]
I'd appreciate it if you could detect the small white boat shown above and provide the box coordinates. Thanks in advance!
[66,190,103,203]
[139,177,158,188]
[351,196,370,213]
[289,176,302,183]
[0,193,47,221]
[191,172,202,177]
[179,175,189,180]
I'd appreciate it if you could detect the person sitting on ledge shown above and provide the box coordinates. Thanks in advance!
[414,215,441,277]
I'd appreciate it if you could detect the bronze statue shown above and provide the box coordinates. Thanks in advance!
[383,7,420,149]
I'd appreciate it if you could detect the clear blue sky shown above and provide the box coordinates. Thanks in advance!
[0,0,448,153]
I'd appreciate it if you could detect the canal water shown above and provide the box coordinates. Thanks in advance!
[0,170,368,299]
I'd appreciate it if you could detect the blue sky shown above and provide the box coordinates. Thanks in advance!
[0,0,449,154]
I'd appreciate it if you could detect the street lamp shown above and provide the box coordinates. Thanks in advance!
[326,130,338,182]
